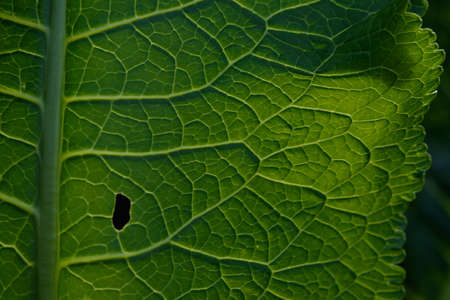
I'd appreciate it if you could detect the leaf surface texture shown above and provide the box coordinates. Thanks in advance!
[0,0,443,299]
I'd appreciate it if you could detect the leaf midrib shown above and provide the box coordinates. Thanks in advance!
[37,0,66,299]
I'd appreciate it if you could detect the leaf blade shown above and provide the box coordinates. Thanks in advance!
[0,0,444,299]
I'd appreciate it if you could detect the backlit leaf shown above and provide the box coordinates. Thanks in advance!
[0,0,443,299]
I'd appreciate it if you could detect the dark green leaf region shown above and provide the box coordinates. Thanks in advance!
[0,0,443,299]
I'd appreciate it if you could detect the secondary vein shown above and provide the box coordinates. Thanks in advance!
[0,192,37,216]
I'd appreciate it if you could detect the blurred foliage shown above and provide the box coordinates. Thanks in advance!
[422,1,450,141]
[404,0,450,299]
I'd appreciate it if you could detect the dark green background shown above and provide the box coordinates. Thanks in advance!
[404,0,450,299]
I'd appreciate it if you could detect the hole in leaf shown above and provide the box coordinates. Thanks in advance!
[113,193,130,230]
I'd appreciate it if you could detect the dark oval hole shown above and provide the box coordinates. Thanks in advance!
[113,193,131,230]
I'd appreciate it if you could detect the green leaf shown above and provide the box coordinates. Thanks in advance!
[409,0,429,17]
[0,0,443,299]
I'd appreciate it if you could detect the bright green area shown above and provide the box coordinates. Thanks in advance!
[0,0,443,299]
